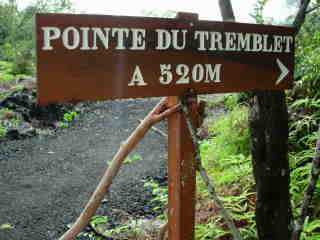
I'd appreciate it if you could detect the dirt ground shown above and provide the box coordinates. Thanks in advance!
[0,98,168,240]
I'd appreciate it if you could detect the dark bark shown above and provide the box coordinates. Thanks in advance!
[293,0,311,32]
[249,91,291,240]
[218,0,235,21]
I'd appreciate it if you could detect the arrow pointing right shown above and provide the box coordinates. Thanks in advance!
[276,58,290,85]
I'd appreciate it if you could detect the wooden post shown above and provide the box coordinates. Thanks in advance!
[168,93,200,240]
[167,14,199,240]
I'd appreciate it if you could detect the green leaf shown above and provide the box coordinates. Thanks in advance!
[124,153,142,164]
[304,219,320,233]
[90,215,108,227]
[0,223,14,230]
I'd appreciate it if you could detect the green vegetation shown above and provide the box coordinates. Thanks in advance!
[106,153,142,167]
[58,111,78,128]
[124,153,142,164]
[0,107,21,138]
[143,179,168,214]
[0,126,6,138]
[0,61,16,83]
[0,223,14,230]
[76,231,103,240]
[196,94,319,240]
[90,220,142,239]
[205,94,242,111]
[196,104,256,239]
[286,8,320,239]
[90,215,109,228]
[83,215,154,239]
[0,60,29,87]
[63,111,78,122]
[0,0,72,85]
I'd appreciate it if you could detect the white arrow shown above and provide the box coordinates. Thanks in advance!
[276,58,289,85]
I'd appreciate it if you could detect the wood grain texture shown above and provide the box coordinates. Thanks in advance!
[36,13,295,105]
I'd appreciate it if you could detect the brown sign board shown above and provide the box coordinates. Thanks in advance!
[36,13,295,105]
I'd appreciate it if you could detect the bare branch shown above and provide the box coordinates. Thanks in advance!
[306,4,320,14]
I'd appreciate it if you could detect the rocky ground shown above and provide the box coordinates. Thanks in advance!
[0,86,75,140]
[0,97,168,240]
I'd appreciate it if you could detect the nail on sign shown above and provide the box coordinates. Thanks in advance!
[36,13,295,105]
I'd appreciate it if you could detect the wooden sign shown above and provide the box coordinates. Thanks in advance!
[36,13,295,105]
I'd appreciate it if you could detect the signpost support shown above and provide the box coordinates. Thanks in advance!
[167,13,200,240]
[168,95,199,240]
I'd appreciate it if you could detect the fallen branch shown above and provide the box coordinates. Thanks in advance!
[180,98,242,240]
[59,98,180,240]
[291,126,320,240]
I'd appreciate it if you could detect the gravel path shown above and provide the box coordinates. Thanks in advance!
[0,98,167,240]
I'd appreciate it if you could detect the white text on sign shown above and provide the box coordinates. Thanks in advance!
[128,64,222,86]
[41,27,294,53]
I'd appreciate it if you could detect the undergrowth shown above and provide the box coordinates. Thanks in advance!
[0,60,30,85]
[196,90,320,239]
[143,180,168,215]
[0,107,22,138]
[196,101,256,240]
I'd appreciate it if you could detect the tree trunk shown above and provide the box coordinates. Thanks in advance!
[218,0,235,21]
[249,91,291,240]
